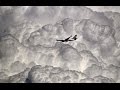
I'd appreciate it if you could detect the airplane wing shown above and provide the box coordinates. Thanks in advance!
[65,35,72,40]
[68,40,74,41]
[56,35,73,42]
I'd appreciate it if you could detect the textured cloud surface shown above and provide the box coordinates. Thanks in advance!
[0,6,120,83]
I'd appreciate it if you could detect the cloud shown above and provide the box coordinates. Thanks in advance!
[93,75,115,83]
[8,68,30,83]
[28,65,87,83]
[1,6,120,83]
[86,6,120,13]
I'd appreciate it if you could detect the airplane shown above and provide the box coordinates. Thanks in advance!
[56,35,78,42]
[56,35,73,42]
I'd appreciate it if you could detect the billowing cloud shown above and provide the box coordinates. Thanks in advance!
[0,6,120,83]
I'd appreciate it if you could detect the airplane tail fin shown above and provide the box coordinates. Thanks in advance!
[72,35,77,40]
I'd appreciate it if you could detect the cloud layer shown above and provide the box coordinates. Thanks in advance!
[1,6,120,83]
